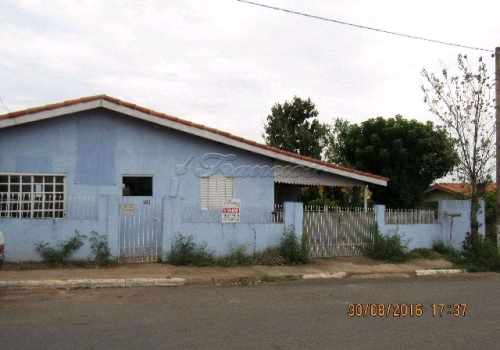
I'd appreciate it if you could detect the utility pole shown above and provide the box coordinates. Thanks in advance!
[496,47,500,248]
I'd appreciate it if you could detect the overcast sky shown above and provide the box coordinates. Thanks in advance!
[1,0,498,144]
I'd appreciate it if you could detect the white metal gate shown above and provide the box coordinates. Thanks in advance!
[303,207,375,257]
[118,197,163,263]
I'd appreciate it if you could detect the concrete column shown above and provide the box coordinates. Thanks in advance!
[106,195,120,258]
[284,202,303,238]
[373,204,385,235]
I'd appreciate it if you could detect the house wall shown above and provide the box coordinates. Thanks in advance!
[0,108,276,204]
[0,109,303,261]
[374,200,485,250]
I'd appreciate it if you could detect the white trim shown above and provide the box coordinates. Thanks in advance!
[0,101,102,128]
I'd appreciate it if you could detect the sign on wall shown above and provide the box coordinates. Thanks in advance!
[222,199,241,223]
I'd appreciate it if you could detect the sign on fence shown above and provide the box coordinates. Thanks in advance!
[222,199,241,223]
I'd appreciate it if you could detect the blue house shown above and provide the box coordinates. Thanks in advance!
[0,95,387,262]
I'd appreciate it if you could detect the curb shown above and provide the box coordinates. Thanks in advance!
[0,269,468,291]
[414,269,466,276]
[0,277,185,290]
[302,272,347,280]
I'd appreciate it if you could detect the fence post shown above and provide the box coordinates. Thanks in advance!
[373,204,386,235]
[284,202,303,238]
[104,195,119,258]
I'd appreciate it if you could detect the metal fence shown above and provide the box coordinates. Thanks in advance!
[385,209,437,225]
[0,193,97,220]
[303,206,375,257]
[66,196,98,220]
[182,203,283,223]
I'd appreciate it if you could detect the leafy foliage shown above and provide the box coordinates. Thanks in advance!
[459,233,500,272]
[166,233,214,267]
[165,230,309,267]
[263,96,328,159]
[325,116,457,208]
[307,198,337,207]
[361,225,411,263]
[253,247,285,266]
[34,230,87,265]
[482,190,497,242]
[280,226,309,265]
[88,231,116,266]
[422,54,495,242]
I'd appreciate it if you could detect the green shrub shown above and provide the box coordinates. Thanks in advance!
[89,231,116,266]
[409,248,433,259]
[166,233,214,266]
[253,247,285,266]
[165,230,310,267]
[34,230,87,265]
[308,198,337,207]
[432,238,461,262]
[361,225,410,263]
[280,226,309,265]
[458,233,500,272]
[213,242,254,267]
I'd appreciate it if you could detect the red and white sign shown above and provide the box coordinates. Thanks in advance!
[222,199,241,223]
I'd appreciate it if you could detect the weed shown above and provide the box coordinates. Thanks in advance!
[432,238,461,261]
[165,230,309,267]
[253,247,285,266]
[34,230,87,265]
[280,225,309,265]
[458,233,500,272]
[166,233,214,267]
[361,225,410,263]
[89,231,116,266]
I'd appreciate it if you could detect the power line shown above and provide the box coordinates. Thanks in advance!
[236,0,494,53]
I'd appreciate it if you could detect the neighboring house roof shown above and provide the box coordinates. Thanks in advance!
[426,183,496,197]
[0,95,388,186]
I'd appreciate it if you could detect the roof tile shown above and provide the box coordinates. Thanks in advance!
[63,98,82,106]
[27,106,47,114]
[120,101,136,109]
[103,96,120,104]
[135,106,152,114]
[80,95,102,103]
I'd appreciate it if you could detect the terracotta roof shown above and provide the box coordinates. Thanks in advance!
[0,94,389,184]
[426,183,496,196]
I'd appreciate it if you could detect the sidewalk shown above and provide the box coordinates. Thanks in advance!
[0,257,462,290]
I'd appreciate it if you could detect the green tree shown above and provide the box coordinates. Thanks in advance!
[263,96,328,159]
[325,115,457,208]
[421,54,495,243]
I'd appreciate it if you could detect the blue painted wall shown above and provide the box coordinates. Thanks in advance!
[374,200,486,250]
[0,108,282,261]
[0,108,276,205]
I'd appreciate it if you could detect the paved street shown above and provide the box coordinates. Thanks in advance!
[2,274,500,350]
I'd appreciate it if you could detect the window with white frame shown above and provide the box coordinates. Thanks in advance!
[0,174,66,218]
[201,176,234,210]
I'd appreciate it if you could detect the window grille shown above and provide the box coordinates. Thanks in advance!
[0,173,66,218]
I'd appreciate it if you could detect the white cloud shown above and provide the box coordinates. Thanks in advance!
[0,0,498,143]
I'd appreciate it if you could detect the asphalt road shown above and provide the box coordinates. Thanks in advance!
[2,274,500,350]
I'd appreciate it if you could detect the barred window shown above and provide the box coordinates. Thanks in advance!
[0,173,66,218]
[201,176,234,210]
